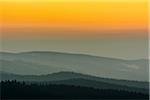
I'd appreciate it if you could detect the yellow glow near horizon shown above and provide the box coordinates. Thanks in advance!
[0,0,148,38]
[0,0,148,2]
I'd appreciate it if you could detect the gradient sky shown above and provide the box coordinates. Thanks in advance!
[0,0,148,59]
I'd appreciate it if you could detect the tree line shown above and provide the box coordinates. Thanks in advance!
[1,80,149,99]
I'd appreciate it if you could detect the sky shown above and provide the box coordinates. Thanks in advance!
[0,0,149,59]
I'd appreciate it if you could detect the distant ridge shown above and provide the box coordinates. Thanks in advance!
[0,51,144,61]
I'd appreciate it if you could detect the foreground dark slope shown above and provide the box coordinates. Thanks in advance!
[0,51,149,81]
[49,78,148,94]
[1,81,149,99]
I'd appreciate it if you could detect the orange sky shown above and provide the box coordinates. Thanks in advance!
[1,0,148,38]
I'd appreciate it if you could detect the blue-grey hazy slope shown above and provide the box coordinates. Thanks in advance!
[0,51,149,81]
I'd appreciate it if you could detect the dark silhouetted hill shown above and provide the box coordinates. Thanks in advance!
[1,71,149,94]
